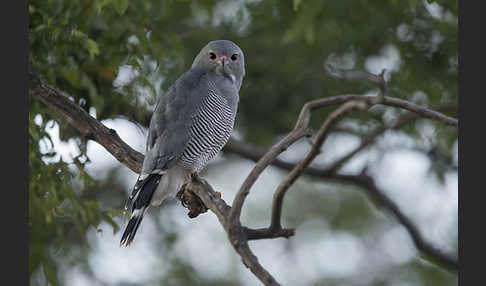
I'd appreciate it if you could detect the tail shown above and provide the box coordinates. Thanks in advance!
[120,174,162,247]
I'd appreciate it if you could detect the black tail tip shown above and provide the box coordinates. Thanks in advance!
[119,214,144,247]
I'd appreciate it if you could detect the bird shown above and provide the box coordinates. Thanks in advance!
[120,40,246,246]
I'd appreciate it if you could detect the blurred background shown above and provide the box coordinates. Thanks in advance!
[29,0,458,285]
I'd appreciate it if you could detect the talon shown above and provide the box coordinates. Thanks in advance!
[176,186,190,208]
[175,178,209,218]
[184,190,190,202]
[190,171,201,182]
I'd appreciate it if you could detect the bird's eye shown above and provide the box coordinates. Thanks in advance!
[231,54,238,61]
[209,52,217,60]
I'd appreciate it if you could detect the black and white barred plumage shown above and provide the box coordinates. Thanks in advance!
[120,40,245,246]
[180,81,237,172]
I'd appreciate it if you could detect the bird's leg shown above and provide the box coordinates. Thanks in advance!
[178,170,199,204]
[176,171,208,218]
[176,183,189,208]
[190,170,201,182]
[176,169,198,206]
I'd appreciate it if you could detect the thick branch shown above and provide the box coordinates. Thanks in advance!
[30,72,284,286]
[182,178,282,286]
[29,71,144,173]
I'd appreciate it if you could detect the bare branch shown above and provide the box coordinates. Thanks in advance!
[324,61,457,127]
[29,71,144,173]
[244,227,295,240]
[30,72,284,286]
[223,141,458,270]
[219,88,457,273]
[181,178,283,285]
[270,100,371,231]
[325,101,457,174]
[325,112,418,174]
[383,97,457,127]
[269,72,387,231]
[335,171,458,270]
[230,96,365,224]
[30,67,458,284]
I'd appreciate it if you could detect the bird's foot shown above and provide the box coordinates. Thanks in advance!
[176,183,208,218]
[190,171,202,183]
[176,183,189,208]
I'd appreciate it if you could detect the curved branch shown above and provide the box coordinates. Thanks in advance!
[177,177,283,285]
[223,140,458,270]
[29,71,284,286]
[323,63,457,127]
[325,101,456,174]
[383,97,457,127]
[336,172,458,270]
[230,93,456,228]
[270,100,371,231]
[325,112,419,174]
[269,71,387,232]
[29,69,458,281]
[29,71,144,173]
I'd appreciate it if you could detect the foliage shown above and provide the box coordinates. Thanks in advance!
[29,0,457,285]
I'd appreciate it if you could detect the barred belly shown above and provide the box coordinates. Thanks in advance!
[179,88,235,172]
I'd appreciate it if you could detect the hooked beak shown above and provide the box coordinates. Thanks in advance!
[216,56,227,68]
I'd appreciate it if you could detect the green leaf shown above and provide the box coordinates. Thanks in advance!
[42,254,58,285]
[95,0,113,13]
[34,24,46,33]
[293,0,302,11]
[71,29,88,39]
[113,0,129,15]
[84,39,100,60]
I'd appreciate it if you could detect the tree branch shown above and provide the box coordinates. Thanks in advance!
[323,63,457,127]
[222,140,458,270]
[29,71,286,285]
[29,67,458,286]
[29,71,144,174]
[335,171,458,270]
[269,70,387,232]
[178,177,284,285]
[229,92,456,231]
[269,100,371,231]
[325,112,419,174]
[325,101,456,174]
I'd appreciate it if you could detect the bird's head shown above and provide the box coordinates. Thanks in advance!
[192,40,245,89]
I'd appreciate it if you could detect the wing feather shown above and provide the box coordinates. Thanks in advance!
[141,68,206,175]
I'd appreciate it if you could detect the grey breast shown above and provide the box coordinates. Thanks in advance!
[179,80,237,172]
